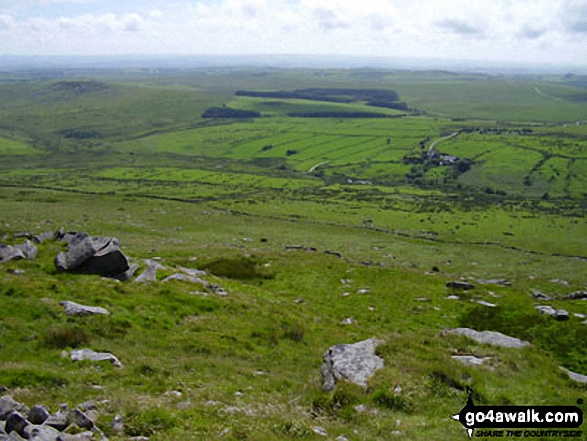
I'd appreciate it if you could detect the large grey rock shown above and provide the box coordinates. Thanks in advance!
[0,246,26,263]
[14,241,37,260]
[321,338,385,392]
[134,259,166,283]
[23,424,62,440]
[67,409,94,431]
[443,328,530,349]
[70,349,123,368]
[4,412,29,438]
[55,233,129,278]
[27,406,50,425]
[42,405,69,432]
[113,263,138,281]
[33,231,54,244]
[59,301,109,317]
[0,397,26,421]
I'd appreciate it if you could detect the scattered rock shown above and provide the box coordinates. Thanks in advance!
[0,245,26,263]
[70,349,123,368]
[23,423,62,440]
[531,289,553,301]
[134,259,166,283]
[446,295,460,300]
[312,426,328,437]
[357,289,370,294]
[4,412,29,438]
[26,405,50,425]
[60,301,109,317]
[560,367,587,384]
[55,233,129,278]
[476,300,497,307]
[550,278,569,286]
[442,328,530,349]
[452,355,492,366]
[340,318,356,325]
[177,266,206,277]
[475,279,511,286]
[294,298,305,304]
[321,338,385,391]
[324,250,343,258]
[446,281,475,290]
[162,274,208,286]
[209,284,227,297]
[0,396,27,420]
[113,263,139,281]
[33,231,54,244]
[14,241,37,260]
[535,306,569,321]
[567,291,587,300]
[336,436,350,441]
[110,415,123,433]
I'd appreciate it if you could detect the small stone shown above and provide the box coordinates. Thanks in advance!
[294,298,305,304]
[476,300,497,307]
[163,391,182,398]
[560,367,587,383]
[531,289,553,301]
[354,404,367,413]
[340,318,356,325]
[452,355,491,366]
[446,295,460,300]
[312,426,328,437]
[357,289,370,294]
[336,436,350,441]
[446,281,475,290]
[60,301,109,316]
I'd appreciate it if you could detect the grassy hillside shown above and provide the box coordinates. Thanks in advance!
[0,67,586,440]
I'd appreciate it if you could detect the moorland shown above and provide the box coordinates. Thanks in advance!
[0,66,586,440]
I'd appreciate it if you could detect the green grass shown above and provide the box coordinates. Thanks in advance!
[0,67,586,440]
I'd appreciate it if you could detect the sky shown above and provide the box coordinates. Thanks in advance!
[0,0,586,68]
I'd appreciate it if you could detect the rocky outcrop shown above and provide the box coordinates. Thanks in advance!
[0,396,108,441]
[55,233,129,278]
[321,338,385,392]
[442,328,530,349]
[60,301,109,317]
[70,349,123,368]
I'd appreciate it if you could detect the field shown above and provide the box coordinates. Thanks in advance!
[0,67,587,440]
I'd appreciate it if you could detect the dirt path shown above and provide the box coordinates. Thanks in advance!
[428,132,458,154]
[307,161,328,173]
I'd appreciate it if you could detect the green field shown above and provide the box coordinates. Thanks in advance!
[0,67,586,440]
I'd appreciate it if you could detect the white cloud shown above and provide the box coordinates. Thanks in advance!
[0,0,585,67]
